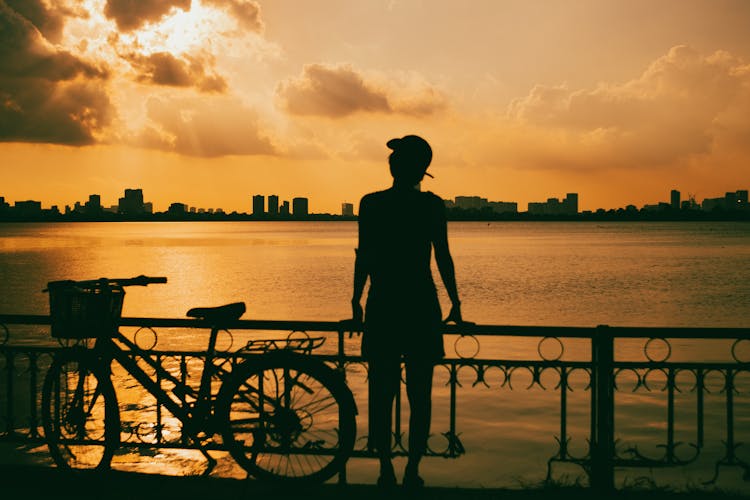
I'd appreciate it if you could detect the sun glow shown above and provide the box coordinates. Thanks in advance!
[118,3,230,56]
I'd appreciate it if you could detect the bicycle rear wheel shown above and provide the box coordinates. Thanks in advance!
[217,354,356,483]
[41,349,120,470]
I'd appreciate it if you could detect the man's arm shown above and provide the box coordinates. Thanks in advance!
[433,199,462,322]
[351,198,370,322]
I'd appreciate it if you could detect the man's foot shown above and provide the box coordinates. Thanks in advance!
[402,473,424,491]
[377,469,397,489]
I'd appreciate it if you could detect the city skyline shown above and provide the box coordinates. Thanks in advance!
[2,2,750,213]
[2,186,748,219]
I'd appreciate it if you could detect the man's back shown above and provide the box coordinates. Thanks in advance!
[358,187,444,297]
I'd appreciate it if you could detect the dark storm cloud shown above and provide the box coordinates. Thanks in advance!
[277,64,446,118]
[104,0,191,31]
[4,0,66,43]
[0,1,112,145]
[124,51,227,93]
[203,0,262,32]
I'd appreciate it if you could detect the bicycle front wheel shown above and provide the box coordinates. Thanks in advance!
[217,354,356,483]
[41,349,120,470]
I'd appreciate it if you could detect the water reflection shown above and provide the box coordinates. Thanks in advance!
[1,221,749,489]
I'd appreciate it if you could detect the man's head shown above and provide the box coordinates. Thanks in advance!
[387,135,433,186]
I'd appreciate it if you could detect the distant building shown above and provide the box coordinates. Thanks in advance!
[671,189,680,209]
[85,194,102,214]
[118,188,145,215]
[725,191,738,210]
[342,202,354,217]
[14,200,42,216]
[455,196,487,210]
[527,193,578,215]
[453,195,517,213]
[252,195,264,216]
[488,201,517,214]
[168,202,187,215]
[292,197,309,217]
[564,193,578,214]
[268,195,279,215]
[280,201,290,215]
[737,190,748,208]
[702,197,725,211]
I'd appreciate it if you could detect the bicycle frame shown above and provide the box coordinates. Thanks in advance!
[99,326,230,439]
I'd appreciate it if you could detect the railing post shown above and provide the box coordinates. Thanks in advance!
[591,325,614,492]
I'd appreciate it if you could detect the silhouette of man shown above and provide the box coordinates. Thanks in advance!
[351,134,462,489]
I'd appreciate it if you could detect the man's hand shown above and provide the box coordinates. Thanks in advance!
[444,301,462,324]
[351,299,363,324]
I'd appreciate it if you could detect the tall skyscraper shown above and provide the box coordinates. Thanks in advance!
[565,193,579,214]
[118,188,145,215]
[671,189,680,209]
[252,194,265,216]
[342,202,354,216]
[292,197,309,217]
[280,200,290,215]
[268,195,279,215]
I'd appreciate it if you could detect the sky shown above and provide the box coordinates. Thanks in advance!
[1,0,750,213]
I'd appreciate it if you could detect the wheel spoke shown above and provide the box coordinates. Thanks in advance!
[42,353,118,470]
[221,359,355,483]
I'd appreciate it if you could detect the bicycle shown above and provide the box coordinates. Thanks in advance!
[40,275,357,483]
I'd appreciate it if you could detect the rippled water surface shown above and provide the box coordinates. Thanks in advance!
[1,221,749,489]
[2,221,749,327]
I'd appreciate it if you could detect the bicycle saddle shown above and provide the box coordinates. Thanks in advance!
[186,302,246,323]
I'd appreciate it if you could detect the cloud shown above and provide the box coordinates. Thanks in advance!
[203,0,263,32]
[139,96,275,157]
[124,51,227,93]
[0,1,112,145]
[505,45,750,169]
[277,64,446,118]
[104,0,190,31]
[4,0,69,43]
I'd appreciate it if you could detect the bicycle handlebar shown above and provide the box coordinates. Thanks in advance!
[44,275,168,291]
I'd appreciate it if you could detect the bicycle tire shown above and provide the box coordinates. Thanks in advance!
[217,353,356,484]
[41,348,120,471]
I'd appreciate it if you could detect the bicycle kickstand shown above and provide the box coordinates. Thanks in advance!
[188,433,217,476]
[199,446,217,476]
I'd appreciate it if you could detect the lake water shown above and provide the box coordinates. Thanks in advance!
[1,221,749,489]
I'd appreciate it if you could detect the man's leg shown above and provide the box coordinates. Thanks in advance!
[368,356,401,483]
[404,357,434,483]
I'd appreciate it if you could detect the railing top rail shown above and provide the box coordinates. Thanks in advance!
[1,314,750,339]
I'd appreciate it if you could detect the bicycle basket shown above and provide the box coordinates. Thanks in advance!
[47,280,125,339]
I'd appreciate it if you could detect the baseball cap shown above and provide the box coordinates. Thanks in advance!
[386,135,434,178]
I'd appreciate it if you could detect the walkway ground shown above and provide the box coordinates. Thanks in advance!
[0,464,745,500]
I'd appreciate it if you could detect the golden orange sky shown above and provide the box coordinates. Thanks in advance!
[1,0,749,213]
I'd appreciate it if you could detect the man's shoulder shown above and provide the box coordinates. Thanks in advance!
[422,191,446,208]
[360,190,389,207]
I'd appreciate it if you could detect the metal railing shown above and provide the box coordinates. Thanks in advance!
[1,313,749,490]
